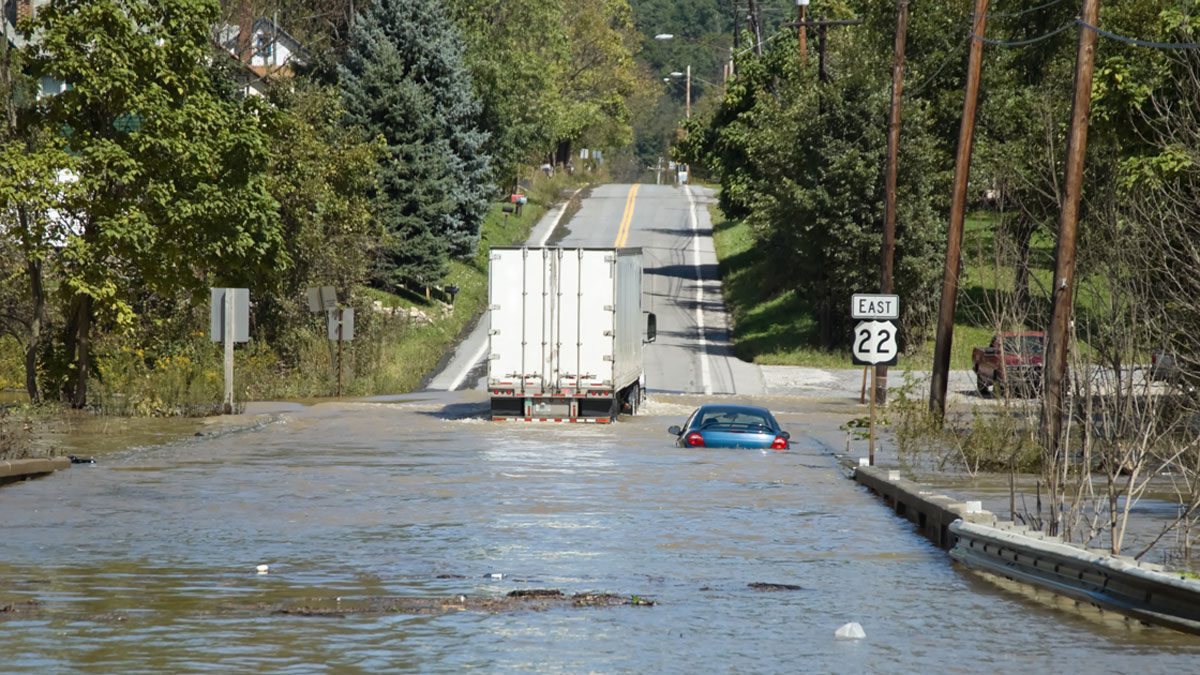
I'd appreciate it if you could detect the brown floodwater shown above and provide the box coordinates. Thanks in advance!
[1,391,1197,673]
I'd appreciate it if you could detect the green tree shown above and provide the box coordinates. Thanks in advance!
[679,18,946,348]
[254,80,382,356]
[448,0,568,188]
[340,0,492,293]
[553,0,643,160]
[24,0,283,407]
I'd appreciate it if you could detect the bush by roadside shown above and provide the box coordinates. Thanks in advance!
[0,174,587,416]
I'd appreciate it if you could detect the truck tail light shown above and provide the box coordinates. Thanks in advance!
[685,432,705,447]
[771,436,788,450]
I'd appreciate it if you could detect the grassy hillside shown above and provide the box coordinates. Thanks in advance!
[711,205,1030,371]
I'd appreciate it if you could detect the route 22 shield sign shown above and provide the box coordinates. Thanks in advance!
[852,320,898,366]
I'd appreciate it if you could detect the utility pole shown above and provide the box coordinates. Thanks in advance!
[876,0,909,405]
[818,17,827,81]
[797,0,809,65]
[929,0,989,417]
[747,0,763,56]
[784,18,863,82]
[1042,0,1101,536]
[686,65,691,119]
[732,0,741,54]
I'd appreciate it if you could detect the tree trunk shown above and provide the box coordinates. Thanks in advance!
[555,140,572,168]
[23,252,44,404]
[71,294,93,409]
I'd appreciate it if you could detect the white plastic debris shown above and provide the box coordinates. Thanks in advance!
[256,564,270,574]
[834,622,866,641]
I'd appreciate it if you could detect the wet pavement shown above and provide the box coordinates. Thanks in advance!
[1,391,1198,673]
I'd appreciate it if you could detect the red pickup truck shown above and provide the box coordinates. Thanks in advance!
[972,332,1045,396]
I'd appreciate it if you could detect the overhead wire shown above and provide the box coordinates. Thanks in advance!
[976,0,1069,21]
[903,32,972,100]
[971,18,1200,50]
[971,20,1076,47]
[1078,20,1200,50]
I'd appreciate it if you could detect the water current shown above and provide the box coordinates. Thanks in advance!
[1,392,1197,673]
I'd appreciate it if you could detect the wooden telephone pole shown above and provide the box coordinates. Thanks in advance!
[876,0,909,405]
[785,18,863,82]
[930,0,990,417]
[797,1,809,65]
[1042,0,1102,535]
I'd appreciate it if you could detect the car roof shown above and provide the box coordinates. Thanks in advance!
[695,404,773,416]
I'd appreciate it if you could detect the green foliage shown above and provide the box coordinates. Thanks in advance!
[30,0,283,304]
[888,374,1042,474]
[22,0,283,404]
[90,339,225,416]
[681,32,947,350]
[253,80,382,360]
[340,0,493,289]
[448,0,568,184]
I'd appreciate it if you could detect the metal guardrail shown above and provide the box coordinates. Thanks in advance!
[951,519,1200,635]
[846,461,1200,634]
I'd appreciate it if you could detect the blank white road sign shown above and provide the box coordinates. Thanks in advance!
[210,288,249,343]
[851,293,899,320]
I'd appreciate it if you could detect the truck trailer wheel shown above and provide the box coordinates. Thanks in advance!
[622,383,641,416]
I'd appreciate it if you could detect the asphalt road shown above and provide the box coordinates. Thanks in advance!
[425,183,976,400]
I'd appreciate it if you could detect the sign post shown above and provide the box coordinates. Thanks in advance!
[210,288,249,414]
[850,294,900,466]
[326,307,354,397]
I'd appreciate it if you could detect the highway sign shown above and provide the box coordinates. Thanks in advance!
[851,293,899,319]
[852,320,898,366]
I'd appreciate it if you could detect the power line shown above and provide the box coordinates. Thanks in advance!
[973,18,1200,50]
[1079,20,1200,50]
[971,20,1075,47]
[977,0,1068,21]
[904,33,972,100]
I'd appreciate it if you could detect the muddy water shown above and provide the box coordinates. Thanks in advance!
[1,392,1197,673]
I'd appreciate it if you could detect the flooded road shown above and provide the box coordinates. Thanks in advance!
[2,392,1198,673]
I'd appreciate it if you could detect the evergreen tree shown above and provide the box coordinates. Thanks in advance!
[340,0,492,289]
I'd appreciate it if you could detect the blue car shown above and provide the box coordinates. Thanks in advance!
[667,404,790,450]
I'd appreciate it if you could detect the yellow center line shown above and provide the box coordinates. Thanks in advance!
[614,184,640,248]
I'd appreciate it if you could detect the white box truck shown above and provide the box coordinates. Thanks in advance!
[487,247,656,422]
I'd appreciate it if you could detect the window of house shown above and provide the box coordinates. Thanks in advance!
[256,34,273,61]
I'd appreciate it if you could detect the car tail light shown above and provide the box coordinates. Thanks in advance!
[771,436,788,450]
[685,432,705,447]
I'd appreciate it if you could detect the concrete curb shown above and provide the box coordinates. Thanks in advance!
[841,457,1200,635]
[0,456,71,485]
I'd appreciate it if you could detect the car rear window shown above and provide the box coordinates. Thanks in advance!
[1002,336,1044,354]
[699,411,770,428]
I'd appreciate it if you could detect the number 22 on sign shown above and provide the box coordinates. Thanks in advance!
[852,320,897,366]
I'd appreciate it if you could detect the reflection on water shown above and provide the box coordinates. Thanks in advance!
[1,391,1197,673]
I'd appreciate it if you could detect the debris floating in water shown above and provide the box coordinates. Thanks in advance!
[834,622,866,640]
[256,564,270,575]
